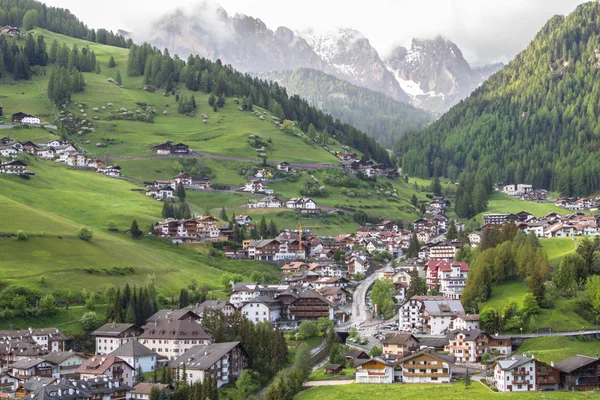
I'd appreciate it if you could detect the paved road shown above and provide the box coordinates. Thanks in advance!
[339,268,383,329]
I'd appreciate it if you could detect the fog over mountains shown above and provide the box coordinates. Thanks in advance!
[127,4,503,112]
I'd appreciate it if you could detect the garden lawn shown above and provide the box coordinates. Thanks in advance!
[294,382,600,399]
[519,336,600,364]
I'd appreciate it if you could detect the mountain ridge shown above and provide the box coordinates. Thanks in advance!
[395,2,600,196]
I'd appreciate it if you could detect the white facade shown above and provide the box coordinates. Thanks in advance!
[494,357,536,392]
[355,360,394,384]
[96,337,135,355]
[451,316,480,331]
[0,147,17,157]
[399,299,424,331]
[22,116,41,125]
[240,301,281,323]
[117,354,156,373]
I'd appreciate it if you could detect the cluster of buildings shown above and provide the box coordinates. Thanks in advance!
[0,136,122,177]
[354,330,600,393]
[0,26,21,36]
[246,195,317,212]
[339,158,399,179]
[145,172,211,200]
[154,215,221,243]
[497,184,548,201]
[11,112,41,125]
[555,197,598,211]
[477,211,600,240]
[229,283,335,324]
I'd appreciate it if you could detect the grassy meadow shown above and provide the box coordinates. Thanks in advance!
[1,30,340,165]
[480,280,592,332]
[476,192,564,224]
[519,336,600,364]
[294,382,600,399]
[0,158,278,295]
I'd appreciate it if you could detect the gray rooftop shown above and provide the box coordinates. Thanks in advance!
[109,340,157,358]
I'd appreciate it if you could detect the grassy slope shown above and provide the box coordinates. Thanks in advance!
[475,192,564,224]
[480,281,591,332]
[519,336,600,364]
[0,304,107,334]
[0,158,278,294]
[294,382,600,399]
[3,30,340,165]
[542,237,580,266]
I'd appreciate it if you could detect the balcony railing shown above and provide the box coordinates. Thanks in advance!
[512,370,529,376]
[403,372,449,377]
[512,380,529,385]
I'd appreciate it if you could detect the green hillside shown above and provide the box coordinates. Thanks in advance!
[0,158,277,294]
[261,68,433,148]
[396,2,600,196]
[1,30,342,165]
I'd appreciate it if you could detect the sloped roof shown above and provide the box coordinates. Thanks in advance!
[497,355,534,371]
[109,340,157,358]
[555,355,600,373]
[170,342,241,371]
[380,333,417,346]
[91,323,138,337]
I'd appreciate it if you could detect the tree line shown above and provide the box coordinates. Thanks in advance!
[126,43,391,165]
[461,224,549,311]
[0,0,130,48]
[394,2,600,196]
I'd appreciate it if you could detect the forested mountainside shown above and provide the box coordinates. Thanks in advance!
[261,68,432,148]
[0,0,129,47]
[395,1,600,197]
[127,44,391,164]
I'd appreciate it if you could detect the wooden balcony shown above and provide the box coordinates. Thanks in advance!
[512,370,529,376]
[512,380,529,385]
[403,372,449,377]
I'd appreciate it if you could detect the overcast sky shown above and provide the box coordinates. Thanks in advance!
[43,0,586,64]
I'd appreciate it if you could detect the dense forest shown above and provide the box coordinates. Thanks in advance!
[0,0,130,48]
[127,44,391,164]
[395,2,600,196]
[261,68,433,148]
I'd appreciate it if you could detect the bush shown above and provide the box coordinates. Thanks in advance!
[40,295,57,316]
[298,321,318,339]
[80,312,100,333]
[77,227,93,241]
[15,230,29,241]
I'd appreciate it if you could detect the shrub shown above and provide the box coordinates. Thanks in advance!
[77,227,93,241]
[80,312,100,333]
[15,230,29,241]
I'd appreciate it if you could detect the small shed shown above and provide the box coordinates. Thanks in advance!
[324,364,343,374]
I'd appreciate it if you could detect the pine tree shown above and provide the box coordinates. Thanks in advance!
[446,219,458,241]
[259,216,268,239]
[220,207,228,221]
[464,368,471,389]
[268,220,278,238]
[406,233,420,258]
[162,200,170,218]
[411,194,418,207]
[95,61,101,74]
[116,70,122,85]
[136,365,145,384]
[130,219,142,238]
[178,288,190,308]
[108,55,116,67]
[176,182,186,200]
